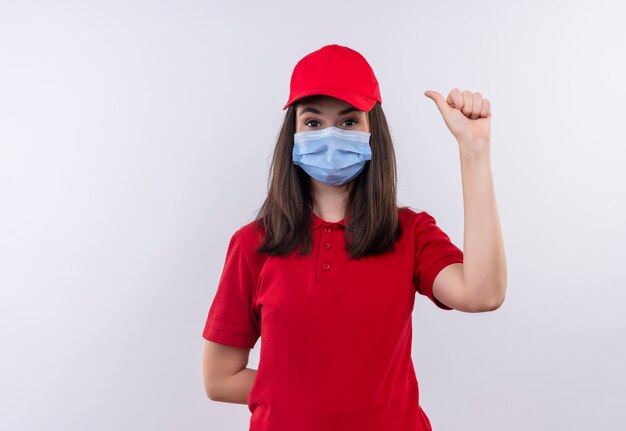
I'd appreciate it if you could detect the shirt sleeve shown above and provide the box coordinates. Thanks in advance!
[202,228,261,348]
[413,211,464,310]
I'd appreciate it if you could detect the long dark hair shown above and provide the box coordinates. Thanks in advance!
[254,99,403,259]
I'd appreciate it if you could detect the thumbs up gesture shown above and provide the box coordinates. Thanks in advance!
[424,88,491,148]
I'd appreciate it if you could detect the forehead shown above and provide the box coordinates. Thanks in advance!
[296,95,357,111]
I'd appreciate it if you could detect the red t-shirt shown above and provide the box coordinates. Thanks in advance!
[202,206,464,431]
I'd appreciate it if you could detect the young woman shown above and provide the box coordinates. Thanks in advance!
[202,43,506,431]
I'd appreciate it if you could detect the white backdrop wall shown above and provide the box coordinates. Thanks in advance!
[1,1,624,430]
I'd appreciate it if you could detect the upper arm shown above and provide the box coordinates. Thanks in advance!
[431,262,473,312]
[433,262,504,313]
[202,228,262,348]
[203,340,251,399]
[413,211,464,310]
[201,227,264,397]
[413,211,489,312]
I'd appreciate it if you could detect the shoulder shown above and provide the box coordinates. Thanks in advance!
[398,205,436,229]
[232,217,265,244]
[228,218,268,264]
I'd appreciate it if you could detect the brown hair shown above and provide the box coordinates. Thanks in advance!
[254,98,404,260]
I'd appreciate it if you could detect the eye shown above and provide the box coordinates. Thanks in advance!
[342,118,358,127]
[304,119,321,128]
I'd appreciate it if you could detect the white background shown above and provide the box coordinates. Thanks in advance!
[1,1,625,430]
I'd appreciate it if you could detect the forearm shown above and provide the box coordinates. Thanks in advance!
[458,141,507,308]
[209,367,257,405]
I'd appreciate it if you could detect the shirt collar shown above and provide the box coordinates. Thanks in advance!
[311,211,346,230]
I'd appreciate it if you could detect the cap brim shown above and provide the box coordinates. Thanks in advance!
[283,87,378,112]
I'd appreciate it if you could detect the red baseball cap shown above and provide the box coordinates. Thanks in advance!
[283,44,382,112]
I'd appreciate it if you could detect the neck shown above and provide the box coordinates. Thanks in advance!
[310,179,349,222]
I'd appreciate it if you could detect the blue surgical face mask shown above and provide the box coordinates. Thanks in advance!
[292,126,372,186]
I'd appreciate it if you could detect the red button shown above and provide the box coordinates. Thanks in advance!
[323,242,332,250]
[322,262,331,270]
[324,226,331,233]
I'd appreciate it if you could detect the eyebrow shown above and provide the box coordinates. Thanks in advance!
[298,106,361,116]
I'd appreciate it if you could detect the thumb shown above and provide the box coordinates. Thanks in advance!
[424,90,450,115]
